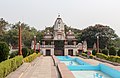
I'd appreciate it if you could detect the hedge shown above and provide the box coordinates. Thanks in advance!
[82,53,87,57]
[23,53,41,62]
[107,56,120,63]
[96,53,108,60]
[81,53,94,59]
[0,56,23,78]
[96,53,120,63]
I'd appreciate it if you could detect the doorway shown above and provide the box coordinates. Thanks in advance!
[46,49,51,56]
[68,49,73,56]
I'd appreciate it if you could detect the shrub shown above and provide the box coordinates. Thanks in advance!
[0,42,10,62]
[102,49,109,55]
[0,56,23,78]
[109,47,116,56]
[89,55,94,59]
[22,48,29,58]
[96,53,108,60]
[107,56,120,63]
[92,49,97,55]
[81,53,87,57]
[116,57,120,63]
[9,51,18,58]
[117,49,120,56]
[23,53,41,62]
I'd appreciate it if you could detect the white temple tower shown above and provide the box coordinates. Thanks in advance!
[53,15,65,40]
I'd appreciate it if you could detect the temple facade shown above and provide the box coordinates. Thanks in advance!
[40,15,87,56]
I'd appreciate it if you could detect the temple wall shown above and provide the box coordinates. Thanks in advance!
[41,48,54,55]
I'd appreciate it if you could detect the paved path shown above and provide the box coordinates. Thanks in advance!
[74,56,120,71]
[6,56,58,78]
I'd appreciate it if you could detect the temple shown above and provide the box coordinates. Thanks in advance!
[38,15,87,56]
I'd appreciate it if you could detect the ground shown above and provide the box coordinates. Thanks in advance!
[6,56,58,78]
[6,56,120,78]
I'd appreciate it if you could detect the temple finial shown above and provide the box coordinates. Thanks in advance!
[58,13,60,18]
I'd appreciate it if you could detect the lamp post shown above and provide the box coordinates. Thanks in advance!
[97,36,99,53]
[34,36,36,52]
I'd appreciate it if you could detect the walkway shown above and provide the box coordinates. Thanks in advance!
[74,56,120,71]
[6,56,58,78]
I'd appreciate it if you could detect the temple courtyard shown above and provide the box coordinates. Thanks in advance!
[6,55,120,78]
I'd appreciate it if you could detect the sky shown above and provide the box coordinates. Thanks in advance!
[0,0,120,37]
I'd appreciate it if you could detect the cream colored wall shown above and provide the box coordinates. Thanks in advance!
[64,48,77,55]
[41,48,54,55]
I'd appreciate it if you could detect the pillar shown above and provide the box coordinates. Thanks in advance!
[18,25,22,55]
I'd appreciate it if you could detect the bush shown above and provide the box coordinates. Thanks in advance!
[116,57,120,63]
[96,53,108,60]
[81,53,87,57]
[89,55,94,59]
[109,47,116,56]
[0,56,23,78]
[28,49,34,55]
[0,42,10,62]
[22,48,29,58]
[108,56,120,63]
[92,49,97,55]
[102,49,109,55]
[23,53,41,62]
[117,49,120,56]
[9,51,18,58]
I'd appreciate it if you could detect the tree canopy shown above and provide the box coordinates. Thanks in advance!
[79,24,118,49]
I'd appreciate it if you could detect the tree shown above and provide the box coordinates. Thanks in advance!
[0,18,8,35]
[0,42,10,62]
[102,49,109,55]
[22,47,29,58]
[109,47,116,56]
[117,49,120,56]
[80,24,118,49]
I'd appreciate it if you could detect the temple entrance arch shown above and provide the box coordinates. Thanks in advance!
[54,40,64,56]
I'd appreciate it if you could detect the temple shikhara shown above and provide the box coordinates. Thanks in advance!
[31,15,87,56]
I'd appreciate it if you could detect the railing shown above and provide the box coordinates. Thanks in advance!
[40,45,54,48]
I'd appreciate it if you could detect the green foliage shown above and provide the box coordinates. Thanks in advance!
[0,18,8,36]
[92,49,97,55]
[80,24,118,48]
[0,42,10,62]
[23,53,40,62]
[29,49,34,54]
[117,49,120,56]
[22,48,29,58]
[9,51,18,58]
[81,53,87,57]
[109,47,116,56]
[0,56,23,78]
[96,53,120,63]
[108,56,120,63]
[96,53,108,60]
[102,49,109,55]
[89,55,94,59]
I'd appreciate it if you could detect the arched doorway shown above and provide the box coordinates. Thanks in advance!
[54,40,64,56]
